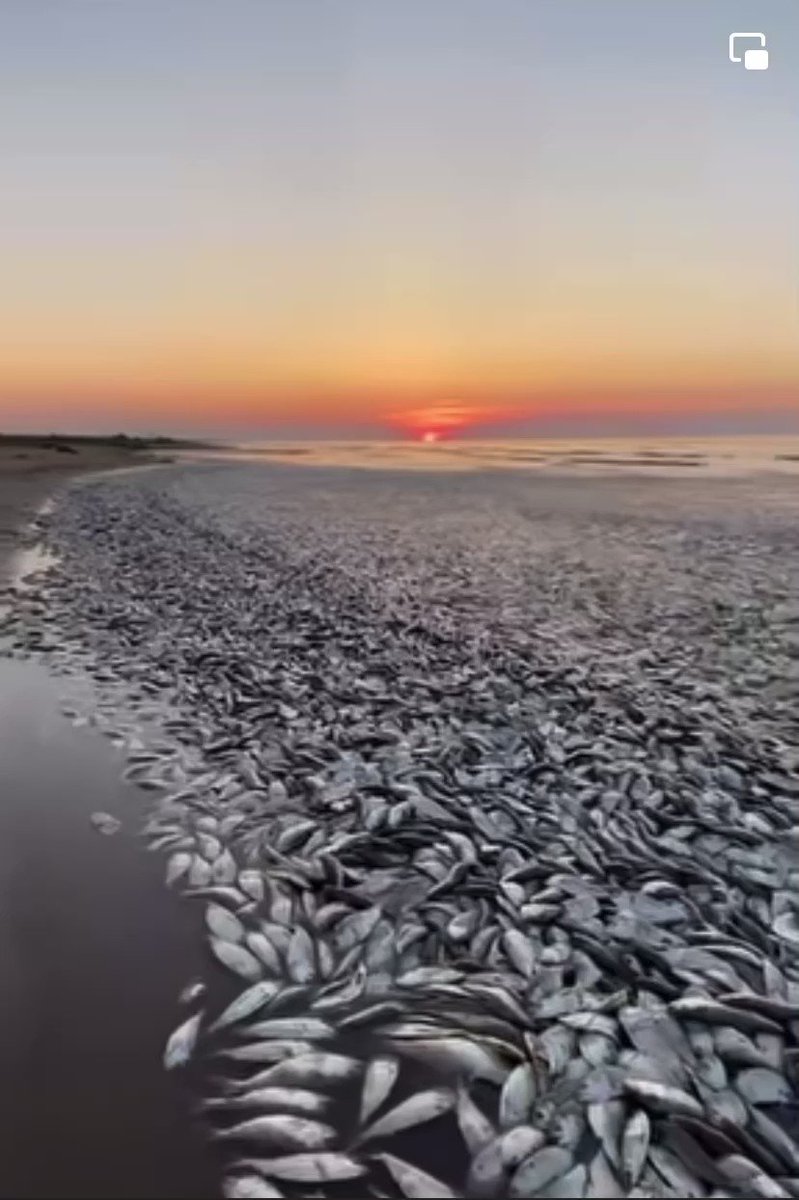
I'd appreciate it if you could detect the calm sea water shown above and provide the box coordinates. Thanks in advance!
[186,435,799,476]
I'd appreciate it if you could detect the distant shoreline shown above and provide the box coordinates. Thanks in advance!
[0,433,214,585]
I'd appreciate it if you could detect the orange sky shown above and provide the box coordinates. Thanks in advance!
[1,2,797,438]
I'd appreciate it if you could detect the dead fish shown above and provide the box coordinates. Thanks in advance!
[206,1087,329,1116]
[502,930,536,978]
[189,854,214,888]
[748,1108,799,1174]
[713,1026,774,1068]
[734,1067,794,1106]
[179,980,206,1005]
[621,1109,650,1188]
[240,1052,361,1089]
[587,1099,625,1169]
[539,1164,587,1198]
[210,981,281,1033]
[241,1017,332,1042]
[166,851,193,886]
[718,1154,792,1198]
[237,1153,366,1183]
[334,906,382,952]
[214,1115,334,1151]
[499,1064,537,1130]
[222,1173,284,1198]
[623,1078,704,1119]
[207,903,245,943]
[774,912,799,948]
[500,1126,547,1169]
[720,992,799,1024]
[245,933,283,975]
[670,997,781,1036]
[585,1147,625,1199]
[312,966,368,1012]
[465,1138,505,1199]
[210,938,263,982]
[354,1088,455,1146]
[540,1025,577,1075]
[286,927,316,984]
[360,1056,400,1127]
[220,1041,312,1063]
[509,1147,574,1198]
[397,966,464,988]
[375,1152,455,1198]
[646,1144,705,1196]
[386,1037,507,1084]
[90,811,121,835]
[456,1087,496,1155]
[163,1011,203,1070]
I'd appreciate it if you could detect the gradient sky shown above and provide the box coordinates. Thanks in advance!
[1,0,797,438]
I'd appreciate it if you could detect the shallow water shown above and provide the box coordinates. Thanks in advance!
[0,656,220,1199]
[182,433,799,477]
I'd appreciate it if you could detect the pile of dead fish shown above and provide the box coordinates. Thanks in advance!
[3,462,799,1199]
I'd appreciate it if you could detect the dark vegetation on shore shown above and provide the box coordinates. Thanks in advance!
[0,432,215,453]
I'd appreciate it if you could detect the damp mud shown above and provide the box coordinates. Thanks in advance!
[0,655,220,1199]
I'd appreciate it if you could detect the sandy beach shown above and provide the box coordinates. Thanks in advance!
[3,457,799,1197]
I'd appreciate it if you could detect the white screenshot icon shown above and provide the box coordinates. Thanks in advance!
[729,32,769,70]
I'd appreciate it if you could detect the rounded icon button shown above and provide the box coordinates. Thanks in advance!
[729,32,769,70]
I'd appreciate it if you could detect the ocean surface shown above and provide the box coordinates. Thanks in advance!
[184,434,799,476]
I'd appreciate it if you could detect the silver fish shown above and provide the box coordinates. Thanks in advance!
[90,811,121,835]
[499,1064,536,1130]
[456,1086,496,1155]
[210,981,280,1033]
[538,1164,587,1198]
[587,1099,625,1169]
[220,1040,312,1063]
[360,1056,400,1127]
[286,927,316,984]
[623,1077,704,1119]
[375,1152,455,1199]
[238,1153,366,1183]
[509,1147,573,1198]
[245,933,283,975]
[242,1017,332,1042]
[214,1115,334,1151]
[500,1126,547,1170]
[502,930,536,979]
[166,850,193,886]
[621,1109,650,1188]
[179,979,206,1005]
[206,1087,329,1116]
[466,1138,505,1199]
[163,1011,203,1070]
[734,1067,793,1106]
[239,1051,361,1089]
[355,1088,455,1146]
[207,903,245,944]
[210,938,263,981]
[222,1173,284,1198]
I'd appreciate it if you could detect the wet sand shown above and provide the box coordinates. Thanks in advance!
[1,455,220,1198]
[0,657,220,1199]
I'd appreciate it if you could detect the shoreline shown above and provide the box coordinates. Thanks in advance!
[0,445,173,585]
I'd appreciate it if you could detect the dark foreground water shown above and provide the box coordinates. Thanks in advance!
[0,656,220,1200]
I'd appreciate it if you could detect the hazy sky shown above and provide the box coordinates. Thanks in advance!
[1,1,797,438]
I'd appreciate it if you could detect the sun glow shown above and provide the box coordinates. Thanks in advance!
[422,431,439,444]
